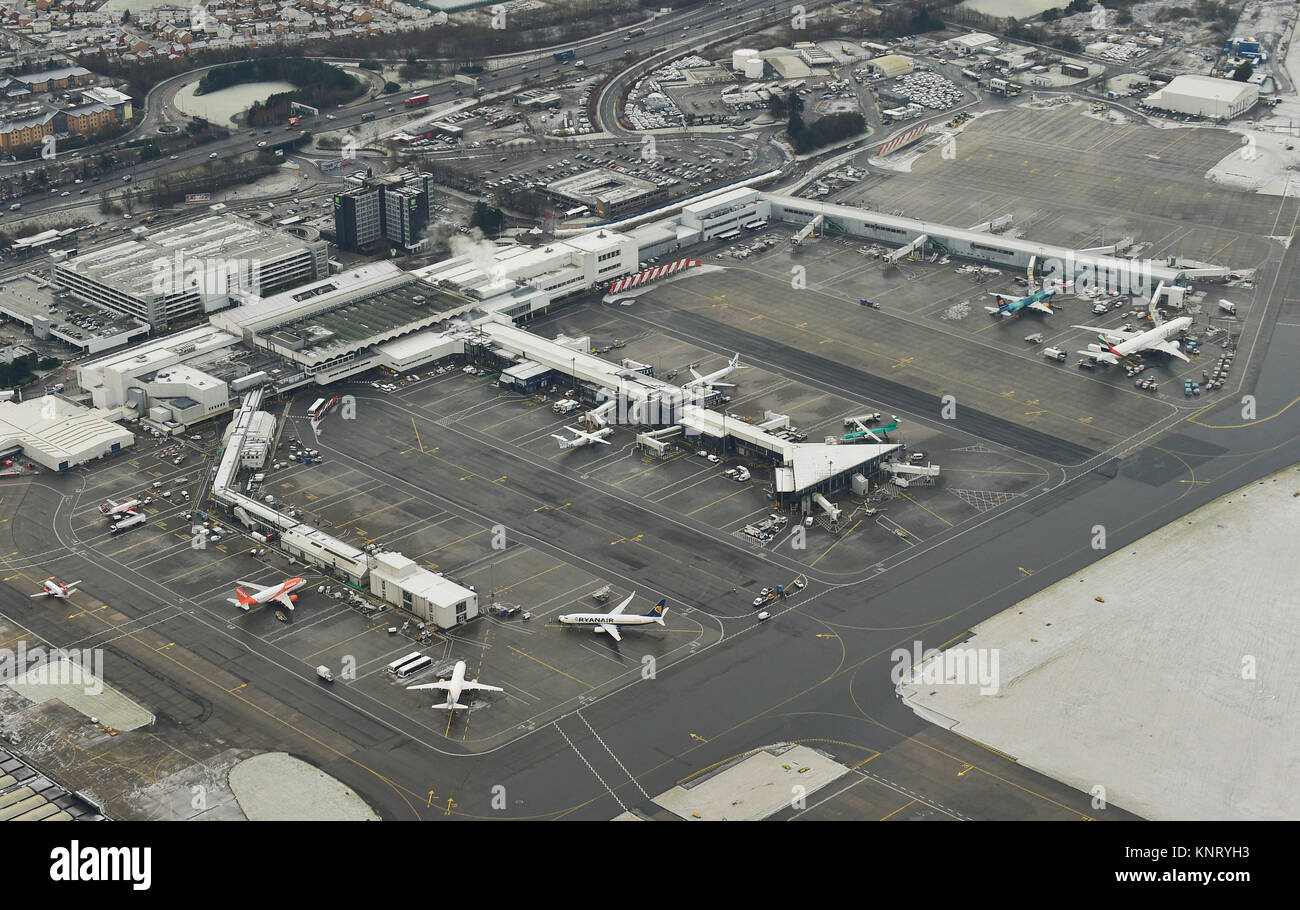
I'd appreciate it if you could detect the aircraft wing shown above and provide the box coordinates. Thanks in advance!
[1027,301,1054,315]
[689,367,704,382]
[30,592,48,598]
[1078,350,1119,364]
[1071,325,1139,340]
[599,623,623,641]
[462,681,505,693]
[407,680,453,691]
[608,592,635,616]
[68,581,82,588]
[1153,340,1188,362]
[273,592,296,611]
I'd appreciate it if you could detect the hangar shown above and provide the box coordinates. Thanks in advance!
[0,397,133,471]
[1144,74,1259,119]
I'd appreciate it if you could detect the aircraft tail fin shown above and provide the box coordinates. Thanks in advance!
[644,599,668,624]
[233,586,257,610]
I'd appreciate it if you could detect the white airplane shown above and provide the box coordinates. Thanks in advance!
[99,498,140,517]
[1073,315,1192,365]
[407,659,503,711]
[227,576,306,612]
[552,425,613,449]
[558,592,668,642]
[31,578,81,599]
[684,353,745,390]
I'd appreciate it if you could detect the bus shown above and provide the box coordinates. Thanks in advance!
[405,94,430,108]
[553,49,576,62]
[312,396,338,421]
[307,397,325,418]
[716,228,742,241]
[386,652,423,675]
[395,655,433,679]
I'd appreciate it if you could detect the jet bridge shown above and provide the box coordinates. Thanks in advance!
[884,233,929,267]
[882,460,941,486]
[791,214,823,246]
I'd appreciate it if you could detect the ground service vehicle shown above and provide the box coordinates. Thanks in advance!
[111,513,147,534]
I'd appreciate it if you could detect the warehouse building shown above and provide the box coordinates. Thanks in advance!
[51,215,328,330]
[945,32,999,55]
[369,552,478,629]
[0,397,133,471]
[1144,74,1259,119]
[870,54,914,78]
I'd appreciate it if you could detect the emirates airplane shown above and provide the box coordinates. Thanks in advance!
[227,577,306,612]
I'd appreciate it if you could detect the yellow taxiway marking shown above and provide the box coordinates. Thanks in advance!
[508,645,590,687]
[880,799,916,821]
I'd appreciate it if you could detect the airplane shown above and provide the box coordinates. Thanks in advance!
[31,578,81,599]
[552,425,613,449]
[227,576,306,612]
[558,592,668,642]
[985,281,1071,318]
[842,416,899,443]
[407,659,503,710]
[1073,315,1192,365]
[684,353,746,390]
[99,498,140,517]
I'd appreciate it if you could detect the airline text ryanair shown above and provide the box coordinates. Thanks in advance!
[50,841,152,891]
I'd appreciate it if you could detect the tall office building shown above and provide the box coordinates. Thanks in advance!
[333,171,432,254]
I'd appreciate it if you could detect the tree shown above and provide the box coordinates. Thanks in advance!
[1233,61,1254,82]
[383,82,400,94]
[470,202,504,238]
[360,59,382,71]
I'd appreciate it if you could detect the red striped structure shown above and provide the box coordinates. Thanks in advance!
[608,257,701,293]
[875,122,930,157]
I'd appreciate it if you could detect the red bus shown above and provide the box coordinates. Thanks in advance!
[405,94,430,108]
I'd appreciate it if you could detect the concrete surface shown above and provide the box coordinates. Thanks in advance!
[901,463,1300,820]
[228,752,380,821]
